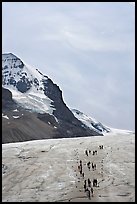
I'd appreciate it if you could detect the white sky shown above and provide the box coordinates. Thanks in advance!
[2,2,135,130]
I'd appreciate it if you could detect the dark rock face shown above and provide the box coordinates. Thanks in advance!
[2,88,12,101]
[16,77,31,93]
[42,78,101,137]
[92,122,109,133]
[2,88,16,109]
[37,113,58,127]
[43,78,74,121]
[9,77,16,86]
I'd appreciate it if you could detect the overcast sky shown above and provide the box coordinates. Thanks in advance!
[2,2,135,131]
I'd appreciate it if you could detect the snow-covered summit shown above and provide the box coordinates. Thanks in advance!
[2,53,48,93]
[2,53,55,114]
[2,53,18,60]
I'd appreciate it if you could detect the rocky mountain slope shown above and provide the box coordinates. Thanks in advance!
[2,53,105,143]
[71,109,110,134]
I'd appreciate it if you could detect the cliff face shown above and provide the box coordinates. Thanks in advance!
[43,78,78,122]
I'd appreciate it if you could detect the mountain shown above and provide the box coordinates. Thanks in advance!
[2,53,104,143]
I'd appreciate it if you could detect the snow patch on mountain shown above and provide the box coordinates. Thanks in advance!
[13,109,19,112]
[13,115,20,119]
[71,109,134,135]
[4,85,55,114]
[2,113,9,120]
[71,109,110,134]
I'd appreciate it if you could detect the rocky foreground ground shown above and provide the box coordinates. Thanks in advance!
[2,132,135,202]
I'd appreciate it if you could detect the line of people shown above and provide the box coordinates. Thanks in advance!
[77,159,98,199]
[75,145,104,200]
